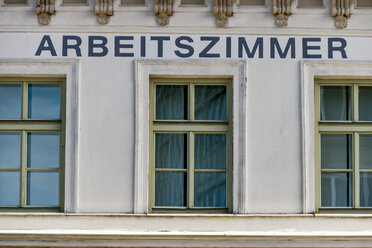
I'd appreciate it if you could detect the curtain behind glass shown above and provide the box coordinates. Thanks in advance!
[195,86,226,120]
[320,86,351,121]
[155,133,187,206]
[156,85,187,120]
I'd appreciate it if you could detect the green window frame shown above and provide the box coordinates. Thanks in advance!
[149,78,232,213]
[0,78,65,212]
[315,79,372,213]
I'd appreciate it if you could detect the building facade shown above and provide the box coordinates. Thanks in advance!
[1,0,372,247]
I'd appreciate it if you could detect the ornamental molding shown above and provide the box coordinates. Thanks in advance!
[213,0,233,28]
[272,0,291,27]
[154,0,173,26]
[95,0,114,25]
[35,0,55,25]
[331,0,351,29]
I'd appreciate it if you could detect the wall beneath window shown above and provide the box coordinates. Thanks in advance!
[2,0,372,214]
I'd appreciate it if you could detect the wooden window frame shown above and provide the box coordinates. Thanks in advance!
[148,78,232,213]
[0,77,65,212]
[315,79,372,213]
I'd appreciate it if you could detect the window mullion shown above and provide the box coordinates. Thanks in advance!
[188,132,194,208]
[190,83,194,121]
[353,84,359,121]
[354,132,360,208]
[22,81,28,120]
[20,130,27,207]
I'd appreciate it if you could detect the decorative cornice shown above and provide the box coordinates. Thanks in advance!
[272,0,291,27]
[35,0,55,25]
[95,0,114,25]
[213,0,233,28]
[154,0,173,26]
[331,0,351,29]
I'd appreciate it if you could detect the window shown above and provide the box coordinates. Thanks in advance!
[315,79,372,212]
[0,78,65,211]
[149,78,232,213]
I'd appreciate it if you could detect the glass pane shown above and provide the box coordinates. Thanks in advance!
[155,172,186,207]
[320,86,351,121]
[0,171,20,205]
[360,173,372,207]
[27,133,60,168]
[321,134,351,169]
[28,84,60,119]
[27,171,59,206]
[0,133,20,168]
[321,173,351,207]
[195,134,226,169]
[195,85,226,120]
[155,133,186,169]
[360,135,372,169]
[194,172,226,207]
[359,87,372,121]
[0,84,21,119]
[156,85,187,120]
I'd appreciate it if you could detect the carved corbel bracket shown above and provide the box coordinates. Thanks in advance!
[154,0,173,26]
[213,0,233,28]
[35,0,55,25]
[95,0,114,25]
[272,0,291,27]
[331,0,350,29]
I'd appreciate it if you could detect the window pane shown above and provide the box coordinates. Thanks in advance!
[359,87,372,121]
[360,135,372,169]
[0,84,21,119]
[156,85,187,120]
[0,133,20,168]
[28,84,60,119]
[0,171,20,205]
[320,86,351,121]
[321,134,352,169]
[27,133,60,168]
[321,173,351,207]
[195,85,226,120]
[360,173,372,207]
[27,171,59,206]
[155,172,186,207]
[155,133,186,169]
[298,0,323,7]
[194,172,226,207]
[195,134,226,169]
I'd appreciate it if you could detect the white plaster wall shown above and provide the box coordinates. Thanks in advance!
[1,0,372,213]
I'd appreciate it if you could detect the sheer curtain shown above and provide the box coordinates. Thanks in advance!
[320,86,350,120]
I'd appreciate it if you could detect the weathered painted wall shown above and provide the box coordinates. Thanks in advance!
[1,0,372,215]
